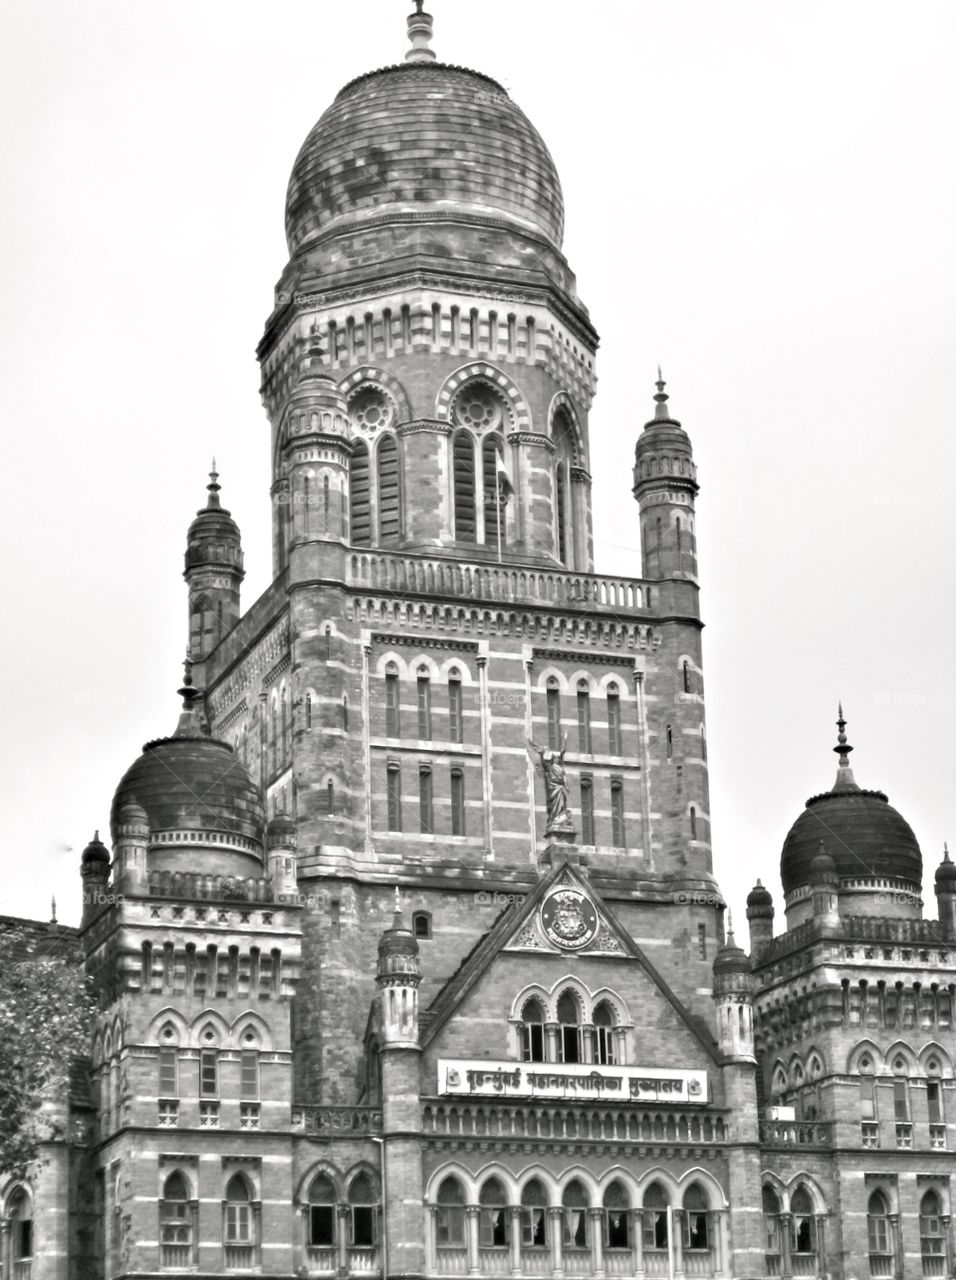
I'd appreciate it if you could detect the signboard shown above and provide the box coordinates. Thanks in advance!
[437,1059,708,1104]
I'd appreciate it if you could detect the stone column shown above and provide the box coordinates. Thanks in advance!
[779,1213,793,1280]
[509,1207,522,1276]
[814,1215,827,1278]
[632,1209,645,1278]
[466,1206,481,1276]
[337,1203,350,1274]
[590,1208,605,1277]
[888,1214,901,1280]
[549,1207,565,1276]
[672,1208,685,1279]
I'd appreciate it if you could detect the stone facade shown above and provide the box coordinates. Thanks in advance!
[2,7,954,1280]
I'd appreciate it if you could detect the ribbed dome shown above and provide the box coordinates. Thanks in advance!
[111,722,264,852]
[285,63,564,256]
[781,790,922,895]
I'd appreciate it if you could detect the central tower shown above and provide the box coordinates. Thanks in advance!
[192,5,717,1103]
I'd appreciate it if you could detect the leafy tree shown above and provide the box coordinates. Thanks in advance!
[0,925,95,1179]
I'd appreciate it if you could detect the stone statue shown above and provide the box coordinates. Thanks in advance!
[527,736,576,836]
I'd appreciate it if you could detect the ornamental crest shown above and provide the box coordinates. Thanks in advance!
[540,888,598,951]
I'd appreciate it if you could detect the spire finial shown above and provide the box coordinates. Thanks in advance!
[830,703,860,794]
[206,459,222,510]
[653,369,670,420]
[50,895,57,924]
[406,0,436,63]
[392,885,405,929]
[945,842,951,864]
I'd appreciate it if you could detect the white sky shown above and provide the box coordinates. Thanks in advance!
[1,1,954,935]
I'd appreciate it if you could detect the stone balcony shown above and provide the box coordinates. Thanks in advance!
[422,1098,729,1145]
[758,1119,834,1149]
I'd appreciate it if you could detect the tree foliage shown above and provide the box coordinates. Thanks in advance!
[0,926,95,1179]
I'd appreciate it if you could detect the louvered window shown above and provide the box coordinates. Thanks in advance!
[350,442,371,546]
[377,436,400,544]
[482,436,505,550]
[453,432,477,541]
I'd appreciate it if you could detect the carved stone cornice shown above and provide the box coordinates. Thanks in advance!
[507,431,556,453]
[397,419,453,438]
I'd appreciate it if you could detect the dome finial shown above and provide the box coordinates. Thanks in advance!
[205,459,222,511]
[654,369,670,421]
[406,0,436,64]
[831,702,860,793]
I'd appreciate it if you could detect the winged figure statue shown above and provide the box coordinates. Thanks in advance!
[526,734,576,836]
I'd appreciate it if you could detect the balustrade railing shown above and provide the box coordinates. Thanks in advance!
[348,1246,381,1273]
[684,1251,715,1276]
[159,1244,192,1267]
[765,1255,782,1277]
[605,1252,634,1275]
[561,1247,592,1275]
[868,1256,894,1279]
[759,1119,833,1148]
[306,1245,337,1272]
[520,1250,553,1274]
[12,1264,32,1280]
[348,552,650,615]
[922,1258,946,1278]
[434,1247,468,1274]
[223,1243,257,1269]
[645,1251,669,1275]
[422,1099,727,1144]
[477,1249,510,1274]
[292,1105,383,1136]
[791,1256,817,1276]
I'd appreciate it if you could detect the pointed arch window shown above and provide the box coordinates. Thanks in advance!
[376,435,400,545]
[791,1187,816,1257]
[223,1174,258,1265]
[519,996,546,1062]
[483,435,507,551]
[158,1046,178,1098]
[436,1176,466,1248]
[762,1187,782,1265]
[867,1190,892,1269]
[683,1183,710,1251]
[309,1174,337,1248]
[610,778,626,847]
[576,680,592,753]
[553,407,576,567]
[643,1182,669,1251]
[562,1180,590,1249]
[920,1190,945,1267]
[450,766,466,836]
[350,441,372,546]
[419,766,434,836]
[453,432,477,541]
[520,1178,548,1248]
[160,1172,195,1267]
[557,990,582,1063]
[305,692,312,730]
[448,669,463,743]
[606,683,622,755]
[580,774,595,845]
[385,663,400,737]
[546,678,561,750]
[479,1177,509,1248]
[690,805,698,839]
[417,668,432,740]
[386,763,402,832]
[591,1000,617,1065]
[348,1173,378,1247]
[9,1188,33,1269]
[603,1181,630,1250]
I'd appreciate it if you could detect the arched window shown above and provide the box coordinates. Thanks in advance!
[348,1173,377,1247]
[576,680,592,753]
[520,996,546,1062]
[859,1053,877,1121]
[305,692,312,730]
[867,1190,892,1266]
[690,806,697,839]
[562,1179,590,1249]
[350,441,371,546]
[592,1000,617,1065]
[270,698,278,776]
[643,1182,669,1251]
[603,1180,630,1250]
[450,766,466,836]
[223,1174,257,1264]
[682,660,691,693]
[160,1172,194,1267]
[606,683,622,755]
[762,1186,781,1263]
[479,1177,509,1248]
[158,1045,178,1098]
[683,1183,710,1251]
[412,911,432,940]
[791,1187,816,1257]
[281,686,289,762]
[521,1179,548,1248]
[557,990,582,1063]
[385,663,400,737]
[453,432,477,541]
[386,763,402,832]
[448,669,463,742]
[9,1188,33,1267]
[546,678,561,750]
[342,695,349,732]
[555,463,568,563]
[665,723,673,759]
[920,1190,945,1266]
[553,407,576,567]
[482,435,507,551]
[417,668,432,740]
[610,779,626,847]
[893,1058,910,1122]
[376,436,400,545]
[436,1176,466,1248]
[309,1173,336,1248]
[927,1057,945,1129]
[419,765,433,835]
[580,774,595,845]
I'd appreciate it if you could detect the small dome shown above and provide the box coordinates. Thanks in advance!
[746,880,773,912]
[184,468,243,575]
[936,849,956,885]
[713,935,752,976]
[81,831,110,866]
[285,63,564,257]
[809,844,839,886]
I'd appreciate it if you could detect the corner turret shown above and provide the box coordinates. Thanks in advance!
[633,372,699,581]
[184,463,244,659]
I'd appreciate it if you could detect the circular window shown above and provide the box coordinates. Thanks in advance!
[452,381,507,432]
[350,387,392,433]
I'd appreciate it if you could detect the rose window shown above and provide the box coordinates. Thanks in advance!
[349,387,392,433]
[452,381,507,432]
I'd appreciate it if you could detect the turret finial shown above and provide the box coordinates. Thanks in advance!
[831,703,860,793]
[945,842,951,863]
[50,895,57,925]
[726,908,734,944]
[653,369,670,420]
[206,459,222,510]
[406,0,436,63]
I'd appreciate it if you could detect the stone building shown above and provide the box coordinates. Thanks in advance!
[2,5,954,1279]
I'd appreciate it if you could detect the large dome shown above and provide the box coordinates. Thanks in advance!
[780,714,922,895]
[285,63,565,256]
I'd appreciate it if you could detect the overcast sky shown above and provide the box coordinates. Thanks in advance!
[1,1,954,936]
